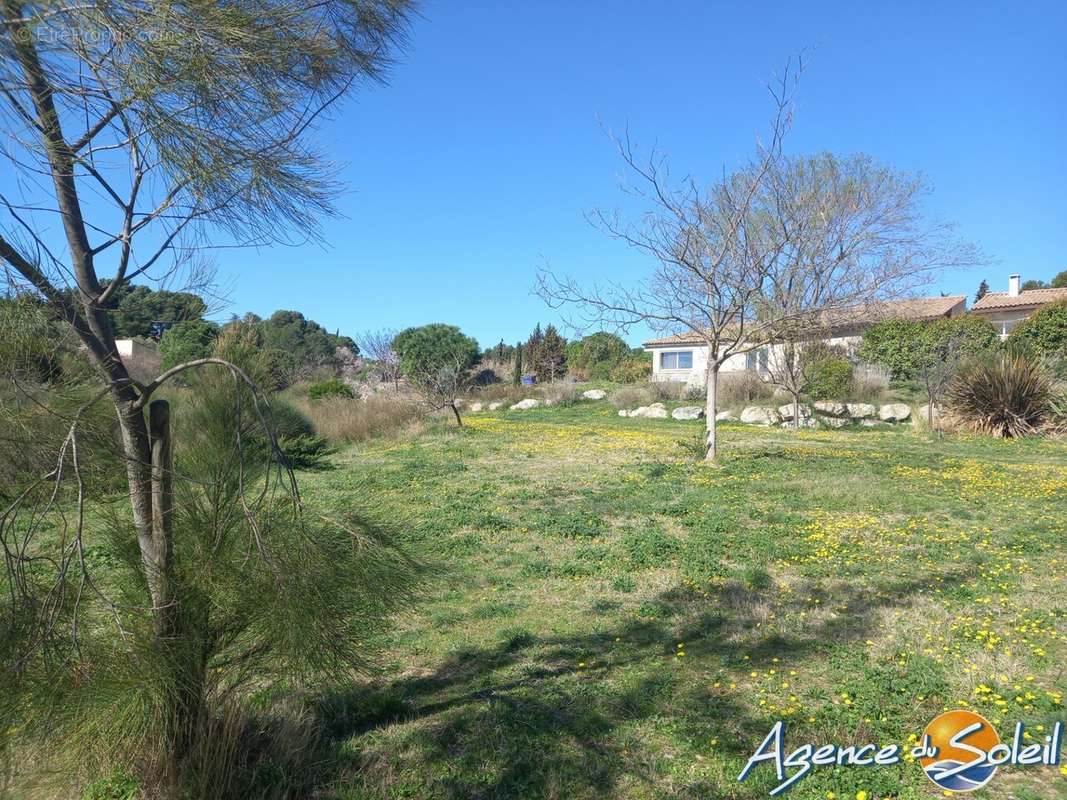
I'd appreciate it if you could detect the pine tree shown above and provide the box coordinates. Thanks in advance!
[975,280,989,302]
[513,343,523,385]
[536,325,567,381]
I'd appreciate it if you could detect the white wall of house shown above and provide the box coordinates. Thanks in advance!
[648,333,863,386]
[649,344,756,386]
[973,310,1030,339]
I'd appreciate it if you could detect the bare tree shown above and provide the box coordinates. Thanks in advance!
[917,343,959,432]
[359,328,403,391]
[538,63,978,462]
[915,319,991,432]
[408,353,472,427]
[758,339,832,428]
[0,0,413,786]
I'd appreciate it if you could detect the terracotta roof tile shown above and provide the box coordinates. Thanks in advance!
[971,287,1067,311]
[642,295,966,347]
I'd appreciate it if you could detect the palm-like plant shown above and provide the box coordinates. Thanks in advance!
[947,353,1053,437]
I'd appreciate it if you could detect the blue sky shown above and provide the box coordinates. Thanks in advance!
[11,2,1067,349]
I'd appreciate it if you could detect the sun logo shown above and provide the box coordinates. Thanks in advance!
[919,710,1001,792]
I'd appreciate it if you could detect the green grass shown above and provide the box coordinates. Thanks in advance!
[298,402,1066,800]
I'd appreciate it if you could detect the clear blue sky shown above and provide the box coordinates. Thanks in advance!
[18,2,1067,349]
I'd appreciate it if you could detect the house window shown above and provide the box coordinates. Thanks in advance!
[757,348,768,372]
[660,351,693,370]
[745,351,757,370]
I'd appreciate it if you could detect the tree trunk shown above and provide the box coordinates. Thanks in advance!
[149,401,177,635]
[792,393,801,431]
[150,400,206,792]
[450,402,463,427]
[115,396,166,608]
[704,364,719,463]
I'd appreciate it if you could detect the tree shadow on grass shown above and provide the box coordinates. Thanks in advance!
[311,565,977,800]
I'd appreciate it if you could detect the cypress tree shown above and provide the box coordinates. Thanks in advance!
[513,343,523,385]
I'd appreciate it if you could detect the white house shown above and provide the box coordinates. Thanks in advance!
[971,274,1067,339]
[643,295,967,386]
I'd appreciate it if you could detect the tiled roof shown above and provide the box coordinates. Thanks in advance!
[643,331,707,347]
[971,287,1067,312]
[642,295,966,347]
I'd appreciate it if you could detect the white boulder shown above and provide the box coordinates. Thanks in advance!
[488,402,503,411]
[878,403,911,422]
[510,398,540,411]
[860,419,882,427]
[740,406,780,426]
[618,409,630,417]
[582,389,607,400]
[715,410,738,422]
[847,403,877,419]
[671,405,705,420]
[917,404,941,426]
[820,416,851,429]
[778,403,813,421]
[813,401,848,417]
[644,406,668,418]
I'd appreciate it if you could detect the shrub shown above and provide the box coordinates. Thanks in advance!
[393,324,479,377]
[3,367,419,800]
[470,383,526,404]
[609,385,655,409]
[947,353,1053,437]
[471,368,499,386]
[1007,300,1067,363]
[1049,391,1067,430]
[859,315,1000,383]
[804,354,854,400]
[566,332,630,379]
[849,375,890,405]
[649,381,702,401]
[857,319,925,381]
[717,371,774,406]
[306,378,354,402]
[297,394,422,444]
[609,355,652,383]
[540,382,578,407]
[159,319,219,371]
[268,399,331,469]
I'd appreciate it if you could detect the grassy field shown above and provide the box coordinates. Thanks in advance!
[298,400,1067,800]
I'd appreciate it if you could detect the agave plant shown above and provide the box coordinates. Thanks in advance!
[947,353,1053,438]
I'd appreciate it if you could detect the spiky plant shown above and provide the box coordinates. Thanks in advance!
[947,353,1053,438]
[1048,390,1067,435]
